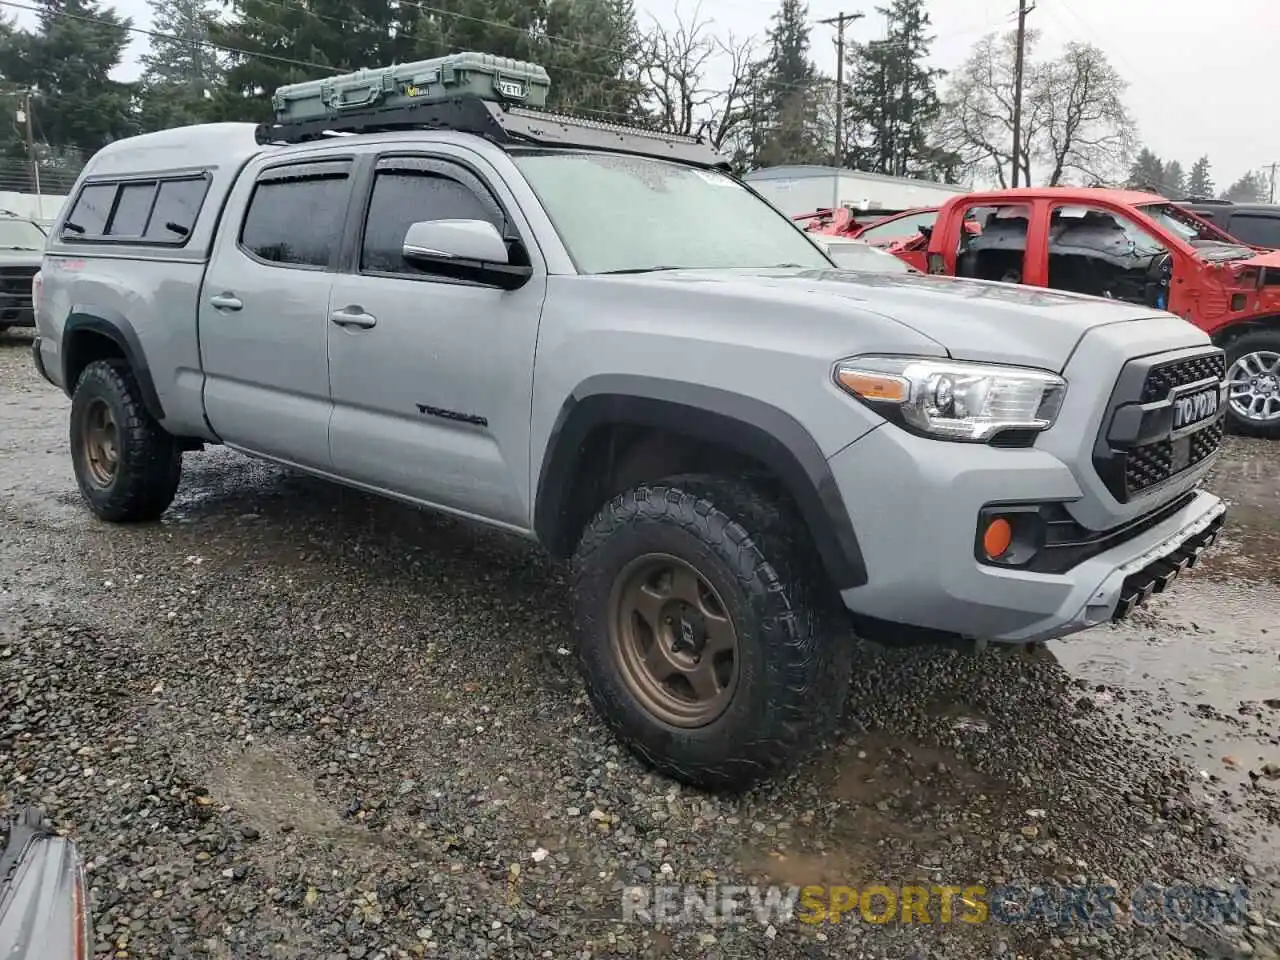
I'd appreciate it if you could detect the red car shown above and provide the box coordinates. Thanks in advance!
[898,187,1280,436]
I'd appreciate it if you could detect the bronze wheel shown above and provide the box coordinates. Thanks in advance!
[69,359,182,522]
[82,397,120,487]
[608,552,739,728]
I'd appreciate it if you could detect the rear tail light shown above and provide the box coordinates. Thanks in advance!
[31,269,42,317]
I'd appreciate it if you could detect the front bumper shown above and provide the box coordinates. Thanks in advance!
[830,424,1225,644]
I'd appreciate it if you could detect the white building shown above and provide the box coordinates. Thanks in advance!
[743,165,968,218]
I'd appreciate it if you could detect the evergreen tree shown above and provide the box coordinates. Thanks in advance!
[136,0,223,130]
[406,0,546,64]
[1221,169,1269,203]
[210,0,406,121]
[0,0,134,163]
[1161,159,1186,198]
[544,0,646,122]
[754,0,823,167]
[1187,155,1214,198]
[844,0,943,177]
[1125,147,1164,192]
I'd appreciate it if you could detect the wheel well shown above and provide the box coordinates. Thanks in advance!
[1212,315,1280,348]
[64,328,126,391]
[552,423,776,557]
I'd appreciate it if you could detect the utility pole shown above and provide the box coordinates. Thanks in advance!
[1267,161,1279,204]
[1010,0,1034,188]
[17,90,40,201]
[819,11,863,209]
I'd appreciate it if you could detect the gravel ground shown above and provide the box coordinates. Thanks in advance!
[2,328,1279,959]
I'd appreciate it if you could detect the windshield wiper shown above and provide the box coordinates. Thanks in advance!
[598,265,683,275]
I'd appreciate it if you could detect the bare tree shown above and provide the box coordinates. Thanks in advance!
[936,30,1131,187]
[1035,42,1133,186]
[636,2,757,154]
[637,4,718,138]
[704,33,758,153]
[934,31,1041,187]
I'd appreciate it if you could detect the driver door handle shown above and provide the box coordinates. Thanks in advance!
[330,306,377,329]
[209,293,242,311]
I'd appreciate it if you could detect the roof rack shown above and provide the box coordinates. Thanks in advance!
[1176,196,1232,204]
[254,94,730,170]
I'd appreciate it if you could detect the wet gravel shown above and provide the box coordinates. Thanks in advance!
[2,329,1279,959]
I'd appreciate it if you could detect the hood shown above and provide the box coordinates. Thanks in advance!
[0,249,43,266]
[599,268,1174,371]
[1238,247,1280,269]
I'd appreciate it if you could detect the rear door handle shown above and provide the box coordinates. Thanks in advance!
[209,293,242,311]
[330,306,377,329]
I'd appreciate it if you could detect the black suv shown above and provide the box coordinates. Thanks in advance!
[1175,198,1280,248]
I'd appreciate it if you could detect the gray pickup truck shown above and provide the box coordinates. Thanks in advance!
[31,93,1227,789]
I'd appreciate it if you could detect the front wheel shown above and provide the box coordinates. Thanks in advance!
[570,475,854,791]
[69,360,182,521]
[1224,331,1280,439]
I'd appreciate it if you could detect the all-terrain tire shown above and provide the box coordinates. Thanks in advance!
[69,359,182,522]
[570,474,856,792]
[1223,330,1280,439]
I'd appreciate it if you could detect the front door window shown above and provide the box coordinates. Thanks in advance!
[1047,204,1169,306]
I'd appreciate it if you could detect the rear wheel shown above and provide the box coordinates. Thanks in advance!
[571,475,855,791]
[1224,331,1280,439]
[69,360,182,522]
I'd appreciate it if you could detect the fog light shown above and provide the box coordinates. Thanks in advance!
[982,517,1013,559]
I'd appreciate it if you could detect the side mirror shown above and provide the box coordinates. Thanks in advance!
[401,219,532,290]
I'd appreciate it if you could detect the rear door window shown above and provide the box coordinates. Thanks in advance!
[955,203,1032,283]
[240,162,352,268]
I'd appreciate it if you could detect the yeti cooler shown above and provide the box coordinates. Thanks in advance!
[271,53,551,122]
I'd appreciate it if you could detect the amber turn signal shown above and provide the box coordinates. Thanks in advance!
[982,517,1013,559]
[835,368,909,403]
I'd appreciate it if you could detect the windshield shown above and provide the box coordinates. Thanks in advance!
[1136,202,1238,246]
[824,241,914,272]
[511,152,831,274]
[0,217,46,250]
[858,209,937,241]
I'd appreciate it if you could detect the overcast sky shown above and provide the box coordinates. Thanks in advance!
[18,0,1280,191]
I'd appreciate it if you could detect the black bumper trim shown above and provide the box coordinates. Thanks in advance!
[1111,512,1224,621]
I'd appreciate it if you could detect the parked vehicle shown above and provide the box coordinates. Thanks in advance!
[888,187,1280,436]
[0,807,93,958]
[0,210,46,335]
[32,64,1227,790]
[1174,198,1280,249]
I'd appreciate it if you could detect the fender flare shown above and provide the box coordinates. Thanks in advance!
[61,307,166,421]
[533,375,868,590]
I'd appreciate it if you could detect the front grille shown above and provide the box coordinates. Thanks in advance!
[1094,347,1226,503]
[0,266,37,325]
[1123,421,1222,495]
[1139,353,1225,402]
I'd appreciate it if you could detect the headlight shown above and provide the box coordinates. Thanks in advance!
[834,356,1067,441]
